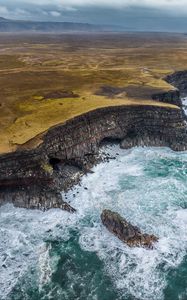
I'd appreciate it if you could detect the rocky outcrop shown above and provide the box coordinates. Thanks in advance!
[0,72,187,211]
[101,210,158,248]
[166,71,187,97]
[0,103,187,211]
[152,89,182,107]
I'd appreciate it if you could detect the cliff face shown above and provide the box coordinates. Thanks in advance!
[0,74,187,211]
[166,71,187,97]
[152,89,182,106]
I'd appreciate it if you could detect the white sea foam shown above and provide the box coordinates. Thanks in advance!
[0,146,187,299]
[0,207,75,299]
[182,97,187,116]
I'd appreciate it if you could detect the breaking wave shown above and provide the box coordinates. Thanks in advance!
[0,146,187,300]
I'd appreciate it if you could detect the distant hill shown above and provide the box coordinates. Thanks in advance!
[0,17,116,32]
[0,17,7,22]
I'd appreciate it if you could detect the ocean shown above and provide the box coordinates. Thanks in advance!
[1,144,187,300]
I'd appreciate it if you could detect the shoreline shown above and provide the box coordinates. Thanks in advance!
[1,71,187,211]
[1,146,187,299]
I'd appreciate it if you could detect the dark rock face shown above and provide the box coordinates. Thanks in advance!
[152,89,182,107]
[101,210,158,248]
[0,72,187,211]
[0,103,187,211]
[0,181,76,213]
[166,71,187,97]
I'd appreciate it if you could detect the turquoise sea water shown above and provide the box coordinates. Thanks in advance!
[0,146,187,300]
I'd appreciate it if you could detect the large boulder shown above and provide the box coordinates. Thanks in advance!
[101,210,158,249]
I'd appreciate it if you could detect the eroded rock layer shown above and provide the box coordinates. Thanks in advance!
[166,70,187,97]
[0,77,187,211]
[101,209,158,248]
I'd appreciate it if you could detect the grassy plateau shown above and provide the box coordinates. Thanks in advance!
[0,32,187,154]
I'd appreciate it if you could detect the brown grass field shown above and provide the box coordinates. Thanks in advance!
[0,32,187,154]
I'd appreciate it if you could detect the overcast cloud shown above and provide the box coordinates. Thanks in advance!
[1,0,187,32]
[2,0,187,13]
[3,0,187,10]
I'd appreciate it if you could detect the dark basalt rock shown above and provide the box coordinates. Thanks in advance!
[0,71,187,211]
[0,184,76,213]
[166,71,187,97]
[152,89,182,107]
[0,103,187,211]
[101,209,158,249]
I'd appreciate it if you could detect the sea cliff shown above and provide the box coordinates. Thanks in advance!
[0,71,187,211]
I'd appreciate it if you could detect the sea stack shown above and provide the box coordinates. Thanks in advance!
[101,209,158,249]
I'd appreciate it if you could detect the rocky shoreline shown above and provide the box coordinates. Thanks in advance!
[0,71,187,211]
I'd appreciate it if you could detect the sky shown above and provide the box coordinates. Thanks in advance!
[1,0,187,32]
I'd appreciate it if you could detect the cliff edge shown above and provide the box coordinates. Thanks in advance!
[0,71,187,211]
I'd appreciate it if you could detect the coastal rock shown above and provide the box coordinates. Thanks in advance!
[166,71,187,98]
[0,74,187,210]
[152,89,181,107]
[101,209,158,249]
[0,186,76,213]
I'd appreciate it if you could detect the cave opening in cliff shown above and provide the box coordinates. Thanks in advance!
[99,137,121,147]
[127,129,137,139]
[49,157,61,171]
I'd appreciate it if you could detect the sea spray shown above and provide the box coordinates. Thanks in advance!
[0,146,187,300]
